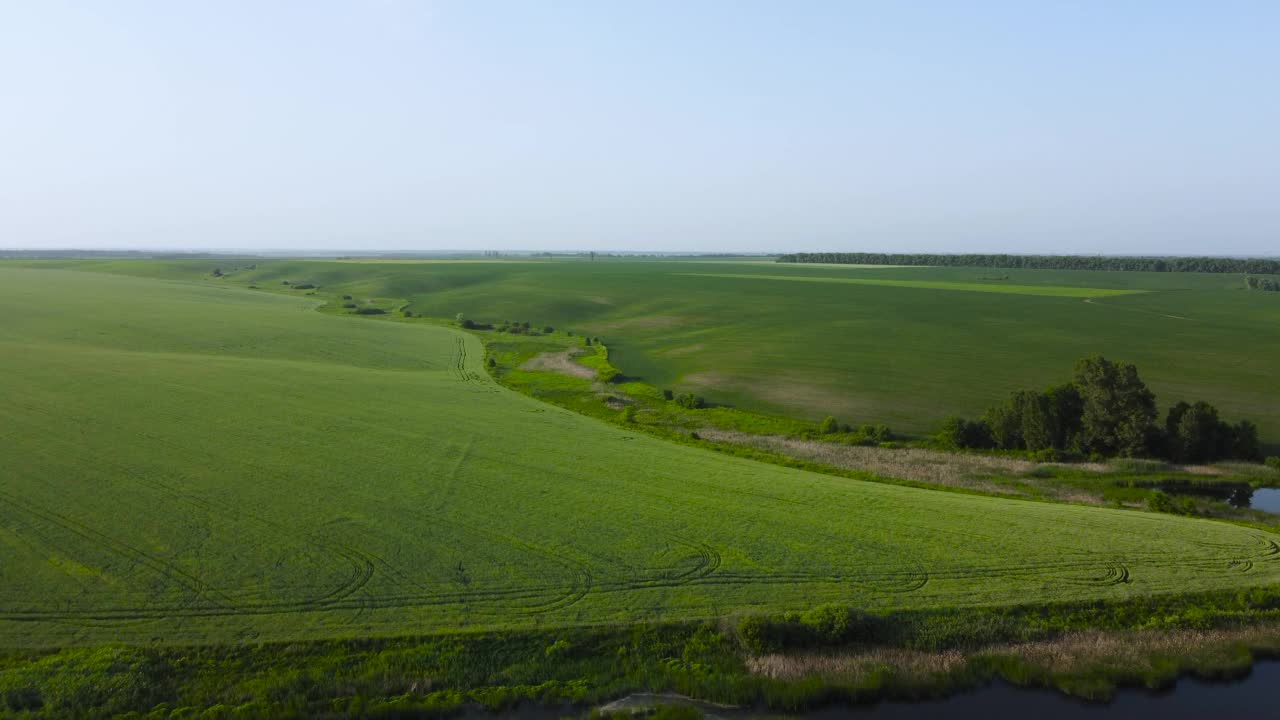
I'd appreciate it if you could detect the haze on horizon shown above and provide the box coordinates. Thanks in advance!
[2,1,1277,256]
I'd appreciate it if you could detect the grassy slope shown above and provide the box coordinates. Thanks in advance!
[34,256,1276,445]
[2,266,1280,648]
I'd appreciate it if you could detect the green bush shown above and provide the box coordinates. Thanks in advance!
[291,283,316,290]
[1266,456,1280,472]
[354,307,386,315]
[675,392,705,410]
[342,303,356,309]
[819,416,839,435]
[544,639,572,659]
[662,389,674,401]
[800,604,851,643]
[622,406,637,423]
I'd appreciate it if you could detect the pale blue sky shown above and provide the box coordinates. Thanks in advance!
[1,1,1277,254]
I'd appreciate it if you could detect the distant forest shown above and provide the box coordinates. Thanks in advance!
[776,253,1280,274]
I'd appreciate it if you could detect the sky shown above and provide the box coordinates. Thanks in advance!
[1,1,1277,255]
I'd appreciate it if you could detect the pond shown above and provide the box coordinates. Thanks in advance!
[1239,487,1280,514]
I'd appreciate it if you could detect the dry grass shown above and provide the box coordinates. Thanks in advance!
[697,429,1042,496]
[520,350,595,379]
[748,626,1280,682]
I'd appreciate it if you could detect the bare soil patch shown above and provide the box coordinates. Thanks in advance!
[520,350,595,379]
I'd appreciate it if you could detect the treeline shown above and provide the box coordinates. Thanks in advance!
[1246,276,1280,292]
[777,253,1280,274]
[940,356,1260,463]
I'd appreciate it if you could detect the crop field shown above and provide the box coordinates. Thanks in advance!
[30,256,1278,445]
[3,265,1280,648]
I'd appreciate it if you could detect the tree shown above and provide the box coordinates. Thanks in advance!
[983,399,1022,450]
[819,416,839,435]
[662,389,674,401]
[1012,390,1054,451]
[939,417,994,449]
[1174,401,1222,463]
[1073,356,1157,457]
[1044,382,1083,449]
[1231,420,1260,460]
[622,405,637,422]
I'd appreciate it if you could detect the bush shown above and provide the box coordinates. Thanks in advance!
[800,603,851,643]
[597,368,622,384]
[291,283,316,290]
[487,357,496,368]
[819,416,839,435]
[460,319,476,329]
[281,280,290,285]
[939,416,994,449]
[675,392,705,410]
[544,639,572,659]
[342,303,356,309]
[1267,457,1280,472]
[622,406,637,423]
[342,294,352,299]
[354,307,386,315]
[542,326,554,334]
[662,389,674,401]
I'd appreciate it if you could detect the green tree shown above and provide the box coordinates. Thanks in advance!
[1073,356,1157,457]
[819,416,839,435]
[1175,401,1223,463]
[1045,382,1083,449]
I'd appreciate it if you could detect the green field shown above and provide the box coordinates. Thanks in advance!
[3,265,1280,648]
[27,256,1276,446]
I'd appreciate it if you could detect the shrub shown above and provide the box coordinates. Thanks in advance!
[675,392,705,410]
[402,310,413,317]
[487,357,496,368]
[460,319,476,329]
[292,283,316,290]
[542,326,554,333]
[584,338,592,346]
[662,389,674,401]
[597,368,621,384]
[819,416,839,435]
[800,603,851,643]
[690,432,701,440]
[622,406,637,423]
[1267,457,1280,472]
[342,295,352,300]
[281,280,290,285]
[939,416,994,449]
[342,303,356,309]
[544,639,572,659]
[736,615,774,653]
[354,307,386,315]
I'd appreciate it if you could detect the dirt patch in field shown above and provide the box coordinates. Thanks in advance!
[586,295,613,305]
[520,350,595,379]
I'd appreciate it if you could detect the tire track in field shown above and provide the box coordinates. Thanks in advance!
[0,490,232,612]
